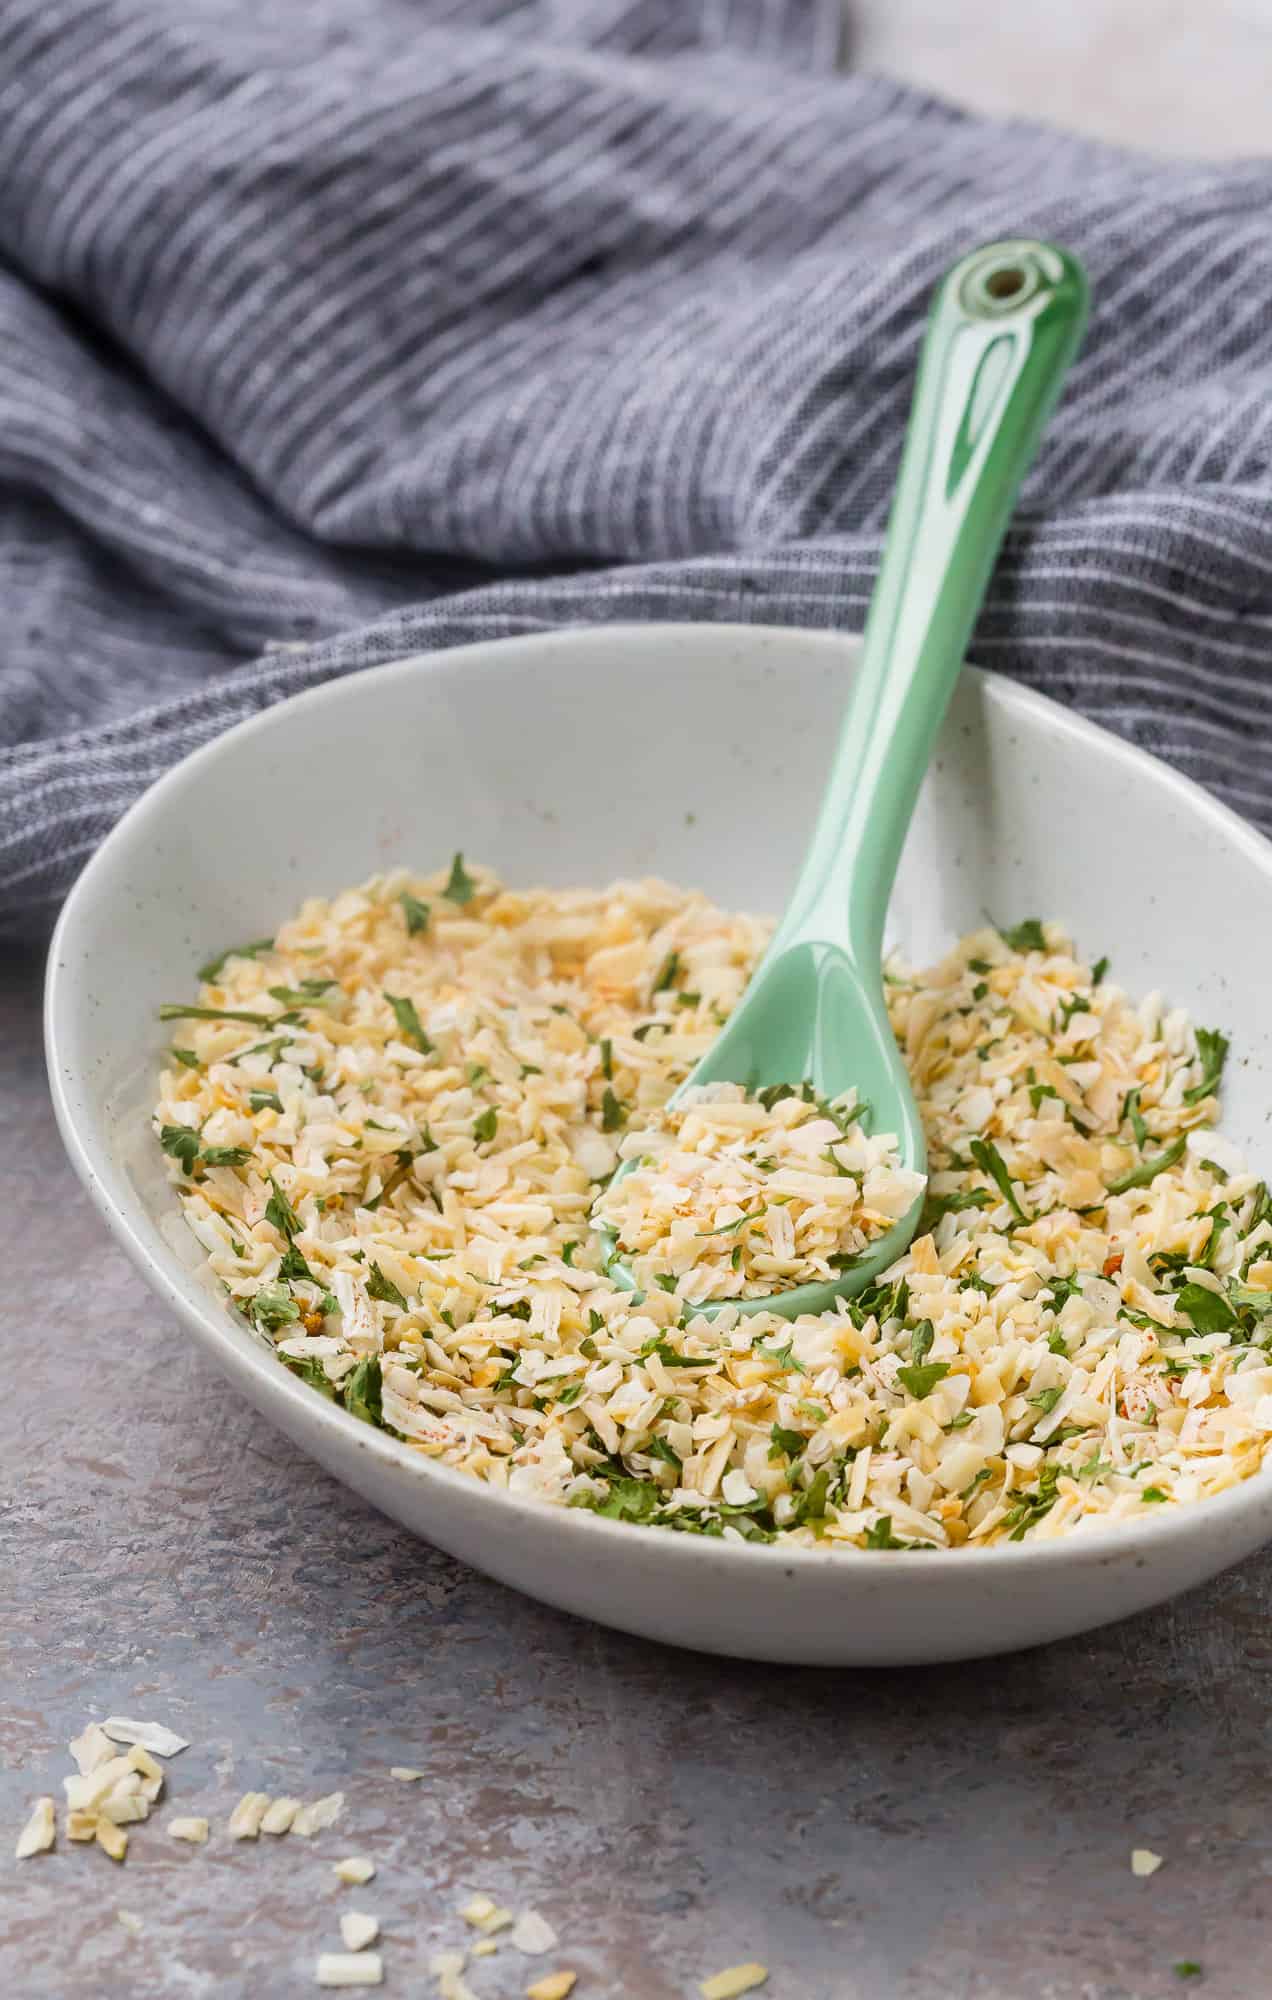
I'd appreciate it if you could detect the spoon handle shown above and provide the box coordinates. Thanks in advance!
[776,239,1088,965]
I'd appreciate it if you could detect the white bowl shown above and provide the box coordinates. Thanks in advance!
[45,624,1272,1665]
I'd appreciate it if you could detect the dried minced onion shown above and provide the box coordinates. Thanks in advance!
[594,1081,922,1300]
[101,1717,189,1758]
[15,1797,55,1860]
[154,870,1268,1551]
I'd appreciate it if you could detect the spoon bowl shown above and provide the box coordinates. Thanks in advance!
[601,238,1089,1314]
[600,938,925,1317]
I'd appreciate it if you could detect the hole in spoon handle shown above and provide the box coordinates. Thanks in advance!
[956,239,1081,321]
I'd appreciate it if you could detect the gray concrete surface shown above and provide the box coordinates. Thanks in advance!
[6,11,1272,1997]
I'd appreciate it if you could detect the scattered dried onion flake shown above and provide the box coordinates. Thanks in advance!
[340,1913,380,1952]
[700,1967,769,2000]
[14,1797,55,1859]
[64,1757,135,1814]
[333,1856,376,1886]
[68,1725,115,1775]
[126,1745,165,1802]
[101,1717,189,1758]
[95,1818,129,1863]
[511,1911,558,1955]
[261,1796,301,1835]
[292,1792,345,1837]
[316,1952,383,1988]
[228,1792,271,1840]
[526,1975,577,2000]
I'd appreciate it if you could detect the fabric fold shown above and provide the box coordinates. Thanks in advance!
[0,0,1270,930]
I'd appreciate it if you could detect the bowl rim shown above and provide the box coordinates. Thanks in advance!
[44,621,1272,1584]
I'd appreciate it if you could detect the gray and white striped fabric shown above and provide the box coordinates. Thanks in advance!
[2,0,1271,935]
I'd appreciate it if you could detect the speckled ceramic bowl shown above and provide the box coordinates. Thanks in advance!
[45,625,1272,1664]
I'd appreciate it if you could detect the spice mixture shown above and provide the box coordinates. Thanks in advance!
[152,863,1270,1551]
[593,1081,922,1301]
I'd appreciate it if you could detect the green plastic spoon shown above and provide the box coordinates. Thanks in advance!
[603,238,1088,1319]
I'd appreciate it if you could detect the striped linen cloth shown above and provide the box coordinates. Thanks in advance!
[2,0,1271,933]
